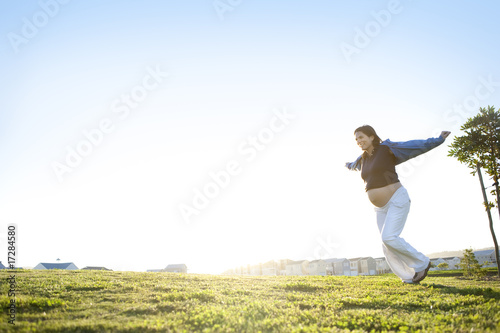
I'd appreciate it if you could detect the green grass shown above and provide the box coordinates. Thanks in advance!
[1,270,499,332]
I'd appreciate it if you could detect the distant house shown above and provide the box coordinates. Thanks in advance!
[34,262,78,270]
[375,257,391,274]
[236,264,253,275]
[430,257,461,270]
[428,249,498,271]
[348,258,359,276]
[81,266,112,271]
[276,259,293,276]
[250,263,262,276]
[347,257,376,276]
[286,260,309,276]
[222,256,408,277]
[164,264,187,273]
[430,257,445,269]
[474,250,499,267]
[443,257,461,269]
[358,257,377,275]
[261,260,278,276]
[309,260,328,276]
[325,258,351,276]
[233,266,249,275]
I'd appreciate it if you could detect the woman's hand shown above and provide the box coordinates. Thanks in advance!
[440,131,451,139]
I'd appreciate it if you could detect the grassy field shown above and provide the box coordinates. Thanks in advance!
[1,269,499,332]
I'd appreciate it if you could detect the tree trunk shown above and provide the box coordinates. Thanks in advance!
[477,163,500,277]
[494,169,500,277]
[490,147,500,223]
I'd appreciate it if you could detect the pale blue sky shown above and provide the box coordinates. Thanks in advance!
[1,1,499,273]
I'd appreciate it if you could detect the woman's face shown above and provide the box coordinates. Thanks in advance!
[355,131,375,151]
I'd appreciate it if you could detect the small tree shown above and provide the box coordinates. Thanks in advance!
[437,262,449,270]
[459,249,486,279]
[448,106,500,277]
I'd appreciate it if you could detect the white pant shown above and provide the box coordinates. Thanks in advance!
[375,186,430,282]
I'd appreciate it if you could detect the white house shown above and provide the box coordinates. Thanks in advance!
[308,260,328,276]
[324,258,351,276]
[286,260,309,276]
[474,250,499,267]
[430,257,457,270]
[250,264,262,276]
[347,257,377,276]
[81,266,112,271]
[237,266,248,275]
[375,257,391,274]
[164,264,187,273]
[430,257,445,269]
[276,259,292,276]
[261,260,278,275]
[443,257,461,269]
[34,262,78,270]
[431,255,471,271]
[348,258,361,276]
[358,257,377,275]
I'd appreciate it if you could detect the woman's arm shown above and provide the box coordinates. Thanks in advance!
[440,131,451,139]
[382,131,451,165]
[345,155,362,171]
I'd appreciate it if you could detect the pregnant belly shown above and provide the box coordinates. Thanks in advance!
[367,182,402,207]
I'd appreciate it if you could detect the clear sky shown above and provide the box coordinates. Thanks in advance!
[1,0,499,274]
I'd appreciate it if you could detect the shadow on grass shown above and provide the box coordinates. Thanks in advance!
[427,268,499,278]
[425,283,500,300]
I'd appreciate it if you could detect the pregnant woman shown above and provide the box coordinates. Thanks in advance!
[346,125,451,284]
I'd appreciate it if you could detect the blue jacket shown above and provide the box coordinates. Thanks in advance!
[345,136,446,171]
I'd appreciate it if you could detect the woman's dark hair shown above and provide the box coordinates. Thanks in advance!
[354,125,382,147]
